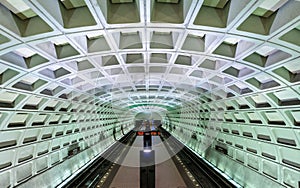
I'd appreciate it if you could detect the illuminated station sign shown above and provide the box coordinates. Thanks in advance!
[136,131,160,136]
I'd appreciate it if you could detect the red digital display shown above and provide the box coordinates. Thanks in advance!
[137,131,144,136]
[136,131,160,136]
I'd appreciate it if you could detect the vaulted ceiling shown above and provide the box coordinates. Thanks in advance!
[0,0,299,187]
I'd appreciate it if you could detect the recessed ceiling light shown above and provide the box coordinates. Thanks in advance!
[52,38,69,46]
[14,48,36,58]
[111,0,133,3]
[156,0,179,3]
[86,33,102,39]
[223,37,240,45]
[21,76,39,85]
[258,0,288,12]
[256,46,277,57]
[1,0,37,19]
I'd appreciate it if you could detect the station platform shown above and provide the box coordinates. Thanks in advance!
[60,127,236,188]
[109,136,186,188]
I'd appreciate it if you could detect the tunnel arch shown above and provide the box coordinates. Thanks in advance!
[0,0,299,187]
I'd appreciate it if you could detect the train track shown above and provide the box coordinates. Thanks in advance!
[61,127,235,188]
[159,127,235,188]
[60,130,136,188]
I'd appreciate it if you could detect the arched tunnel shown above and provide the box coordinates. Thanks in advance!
[0,0,299,187]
